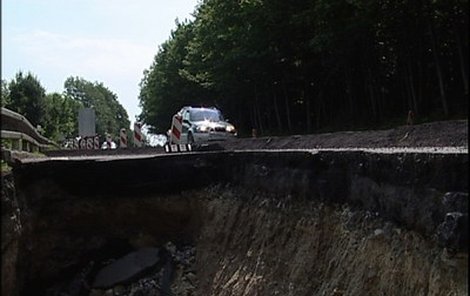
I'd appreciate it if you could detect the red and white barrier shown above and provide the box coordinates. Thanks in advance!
[93,135,100,150]
[120,128,127,148]
[73,139,79,150]
[170,114,183,144]
[164,143,192,153]
[79,138,86,150]
[133,122,143,147]
[86,137,93,150]
[105,134,112,150]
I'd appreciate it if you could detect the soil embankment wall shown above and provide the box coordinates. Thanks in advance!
[3,150,468,295]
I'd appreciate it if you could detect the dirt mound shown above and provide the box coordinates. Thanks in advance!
[222,120,468,150]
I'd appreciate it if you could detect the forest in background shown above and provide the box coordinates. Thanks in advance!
[1,73,130,143]
[139,0,468,136]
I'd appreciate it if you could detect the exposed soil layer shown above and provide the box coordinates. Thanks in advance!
[196,186,468,296]
[1,173,22,296]
[7,185,468,296]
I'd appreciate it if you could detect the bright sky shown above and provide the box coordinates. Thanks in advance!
[2,0,200,127]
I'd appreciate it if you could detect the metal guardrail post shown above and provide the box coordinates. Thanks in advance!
[1,107,59,152]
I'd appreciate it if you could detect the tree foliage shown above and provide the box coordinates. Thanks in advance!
[42,92,83,141]
[3,72,129,143]
[6,71,46,127]
[1,79,10,107]
[138,21,207,134]
[64,77,130,137]
[139,0,468,135]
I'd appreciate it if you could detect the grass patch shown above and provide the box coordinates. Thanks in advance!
[1,160,12,174]
[1,139,13,150]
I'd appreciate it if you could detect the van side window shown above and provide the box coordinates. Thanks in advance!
[183,110,190,121]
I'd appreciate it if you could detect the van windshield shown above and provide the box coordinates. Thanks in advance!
[190,109,224,122]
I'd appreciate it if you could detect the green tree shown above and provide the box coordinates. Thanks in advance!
[42,92,83,141]
[139,0,468,135]
[139,21,206,133]
[64,77,130,137]
[6,71,46,127]
[1,79,10,107]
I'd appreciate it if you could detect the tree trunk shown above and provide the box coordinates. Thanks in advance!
[306,94,311,133]
[417,61,423,113]
[345,69,355,123]
[301,87,311,133]
[321,93,328,127]
[366,69,377,122]
[429,22,449,117]
[272,89,282,133]
[401,74,412,119]
[250,101,256,131]
[315,91,323,129]
[404,74,413,111]
[281,80,292,132]
[254,84,264,135]
[407,61,419,114]
[454,27,469,95]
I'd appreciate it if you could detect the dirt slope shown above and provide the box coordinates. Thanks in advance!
[196,186,468,296]
[222,120,468,150]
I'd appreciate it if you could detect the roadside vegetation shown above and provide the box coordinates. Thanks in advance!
[138,0,468,136]
[1,160,12,174]
[2,74,130,143]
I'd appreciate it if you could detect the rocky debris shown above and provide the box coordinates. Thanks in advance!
[45,261,96,296]
[442,192,468,212]
[434,191,469,252]
[92,248,161,289]
[436,212,468,252]
[81,242,198,296]
[159,247,174,295]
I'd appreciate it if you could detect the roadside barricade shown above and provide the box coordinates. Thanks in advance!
[94,136,100,150]
[73,139,79,150]
[86,137,93,150]
[120,129,127,148]
[133,122,143,147]
[79,138,86,150]
[170,114,183,144]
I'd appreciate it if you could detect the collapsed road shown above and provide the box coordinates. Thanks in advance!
[1,120,468,296]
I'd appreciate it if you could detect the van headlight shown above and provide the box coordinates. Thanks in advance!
[196,125,209,132]
[226,125,235,133]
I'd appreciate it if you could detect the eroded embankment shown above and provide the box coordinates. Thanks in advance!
[196,186,468,295]
[3,150,468,296]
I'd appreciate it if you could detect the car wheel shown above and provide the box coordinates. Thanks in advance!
[188,132,195,144]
